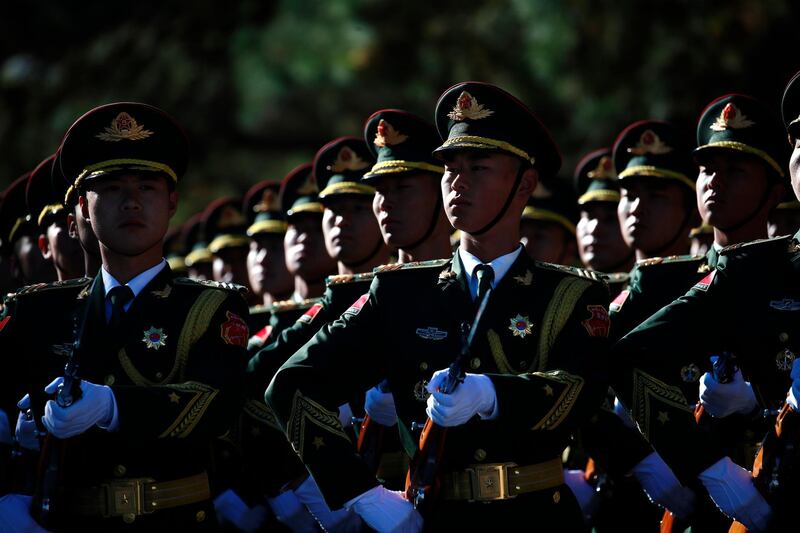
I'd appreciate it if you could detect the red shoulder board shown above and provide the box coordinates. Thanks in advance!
[609,290,629,312]
[344,294,369,316]
[0,315,9,333]
[582,305,610,338]
[221,311,249,347]
[298,303,323,325]
[693,270,716,292]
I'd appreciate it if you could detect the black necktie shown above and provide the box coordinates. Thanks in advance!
[474,264,495,303]
[108,285,134,329]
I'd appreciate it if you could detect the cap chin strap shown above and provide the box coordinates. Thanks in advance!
[471,162,527,236]
[714,184,774,234]
[343,235,385,269]
[399,193,443,252]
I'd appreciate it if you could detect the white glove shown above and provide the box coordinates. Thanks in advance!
[425,370,497,427]
[698,456,771,532]
[295,475,363,533]
[698,369,757,418]
[0,493,51,533]
[563,469,599,524]
[15,395,43,451]
[266,489,320,532]
[344,485,423,533]
[630,451,695,519]
[0,408,11,445]
[788,358,800,410]
[213,489,269,533]
[42,377,117,439]
[365,386,398,426]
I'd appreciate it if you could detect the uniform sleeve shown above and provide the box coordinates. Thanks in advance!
[611,270,729,482]
[488,281,610,435]
[112,290,249,442]
[265,281,389,508]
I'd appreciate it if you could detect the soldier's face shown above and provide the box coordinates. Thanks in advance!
[618,178,689,253]
[519,219,576,265]
[576,202,631,271]
[696,151,775,230]
[372,173,441,249]
[322,195,383,264]
[42,216,83,277]
[68,208,101,259]
[81,173,176,258]
[212,246,250,287]
[441,151,530,233]
[284,213,336,280]
[247,234,293,297]
[789,137,800,202]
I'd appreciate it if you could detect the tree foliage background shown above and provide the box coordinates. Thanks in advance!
[2,0,799,222]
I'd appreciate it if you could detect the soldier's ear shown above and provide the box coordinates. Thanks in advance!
[517,166,538,199]
[167,190,178,219]
[38,234,52,259]
[78,195,90,222]
[67,212,78,239]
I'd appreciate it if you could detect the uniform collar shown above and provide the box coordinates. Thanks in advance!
[458,245,523,293]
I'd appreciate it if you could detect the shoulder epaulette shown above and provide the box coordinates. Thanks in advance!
[534,261,606,283]
[373,259,450,275]
[269,297,322,314]
[249,304,271,316]
[173,277,248,295]
[603,271,630,284]
[719,235,792,257]
[5,277,92,301]
[325,272,375,287]
[635,254,705,268]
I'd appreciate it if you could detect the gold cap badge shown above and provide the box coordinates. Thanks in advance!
[587,156,615,179]
[710,103,755,131]
[295,173,318,195]
[327,146,370,173]
[218,205,246,228]
[254,189,280,213]
[374,119,408,147]
[447,91,494,121]
[96,112,154,142]
[627,130,672,155]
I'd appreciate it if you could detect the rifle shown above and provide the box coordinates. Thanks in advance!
[32,294,89,526]
[405,289,492,513]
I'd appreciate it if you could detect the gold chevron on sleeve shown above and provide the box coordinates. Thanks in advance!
[158,381,219,438]
[536,278,592,371]
[529,370,585,431]
[286,390,350,460]
[243,399,282,432]
[632,369,691,440]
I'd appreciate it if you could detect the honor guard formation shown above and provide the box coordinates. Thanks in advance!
[2,74,800,533]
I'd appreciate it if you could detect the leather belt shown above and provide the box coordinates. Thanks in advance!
[68,471,210,519]
[442,458,564,501]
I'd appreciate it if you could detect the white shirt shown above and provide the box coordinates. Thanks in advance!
[101,259,167,322]
[458,246,523,301]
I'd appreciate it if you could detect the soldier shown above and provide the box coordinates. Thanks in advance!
[266,81,610,531]
[611,91,794,531]
[204,197,256,302]
[183,212,215,281]
[164,225,189,278]
[26,155,84,281]
[0,173,57,289]
[0,102,250,531]
[573,149,634,293]
[767,192,800,238]
[519,178,579,266]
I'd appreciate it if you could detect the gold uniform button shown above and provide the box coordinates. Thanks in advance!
[552,490,561,504]
[104,374,115,386]
[473,448,487,461]
[122,513,136,524]
[155,372,164,380]
[419,362,428,371]
[196,510,206,522]
[519,360,528,369]
[469,357,481,370]
[113,464,126,477]
[779,332,789,343]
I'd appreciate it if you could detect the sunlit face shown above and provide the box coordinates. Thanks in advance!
[372,172,442,248]
[283,212,336,279]
[441,151,524,232]
[81,173,176,257]
[576,202,631,271]
[618,178,689,254]
[247,233,293,297]
[44,215,83,276]
[212,245,250,287]
[696,151,773,229]
[322,195,383,264]
[519,219,573,264]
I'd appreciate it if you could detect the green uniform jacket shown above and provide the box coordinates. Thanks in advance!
[612,234,798,483]
[2,267,249,529]
[266,250,610,510]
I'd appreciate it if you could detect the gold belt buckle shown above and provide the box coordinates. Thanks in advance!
[466,463,516,501]
[105,478,154,517]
